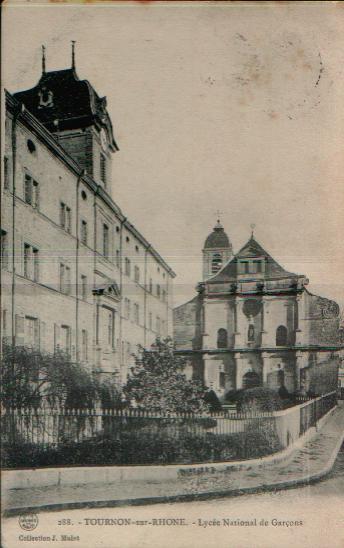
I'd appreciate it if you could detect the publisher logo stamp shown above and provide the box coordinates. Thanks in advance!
[18,513,39,531]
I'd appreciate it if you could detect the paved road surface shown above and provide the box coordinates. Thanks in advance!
[3,449,343,548]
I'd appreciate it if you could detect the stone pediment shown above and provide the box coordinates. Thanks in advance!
[92,281,120,300]
[208,236,302,284]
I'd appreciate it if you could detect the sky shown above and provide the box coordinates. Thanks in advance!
[2,1,344,309]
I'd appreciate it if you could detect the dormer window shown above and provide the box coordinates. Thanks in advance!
[238,261,250,274]
[252,260,262,273]
[238,259,264,275]
[38,88,54,108]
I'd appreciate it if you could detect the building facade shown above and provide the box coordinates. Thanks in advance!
[174,222,342,399]
[1,57,175,386]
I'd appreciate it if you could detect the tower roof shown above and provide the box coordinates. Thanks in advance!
[204,220,231,250]
[13,68,118,151]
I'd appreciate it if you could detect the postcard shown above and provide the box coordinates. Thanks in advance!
[1,1,343,547]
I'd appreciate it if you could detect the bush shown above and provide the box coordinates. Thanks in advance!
[236,387,283,412]
[204,390,222,412]
[1,420,282,468]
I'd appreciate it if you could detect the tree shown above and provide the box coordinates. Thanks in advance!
[122,337,209,414]
[1,343,118,409]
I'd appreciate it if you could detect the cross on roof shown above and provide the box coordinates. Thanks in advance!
[215,209,224,222]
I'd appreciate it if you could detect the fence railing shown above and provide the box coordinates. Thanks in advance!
[1,391,337,466]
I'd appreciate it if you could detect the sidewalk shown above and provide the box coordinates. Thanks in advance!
[3,402,344,516]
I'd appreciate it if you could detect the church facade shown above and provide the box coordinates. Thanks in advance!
[1,50,175,386]
[174,221,342,398]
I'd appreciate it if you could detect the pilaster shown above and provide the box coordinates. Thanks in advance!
[233,299,245,349]
[295,292,306,346]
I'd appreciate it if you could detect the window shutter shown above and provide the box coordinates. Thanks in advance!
[24,175,32,204]
[54,323,60,352]
[59,203,64,227]
[15,314,25,346]
[39,320,46,352]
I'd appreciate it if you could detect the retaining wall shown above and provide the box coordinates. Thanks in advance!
[2,405,335,492]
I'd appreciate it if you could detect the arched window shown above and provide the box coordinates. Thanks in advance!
[248,324,255,342]
[211,253,222,273]
[217,328,228,349]
[276,325,288,346]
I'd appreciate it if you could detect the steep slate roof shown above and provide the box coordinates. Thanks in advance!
[13,68,118,150]
[204,222,231,250]
[209,236,301,282]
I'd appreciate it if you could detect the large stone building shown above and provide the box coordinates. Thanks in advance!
[174,221,342,398]
[1,52,175,386]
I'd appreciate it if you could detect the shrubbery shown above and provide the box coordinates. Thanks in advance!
[1,416,282,468]
[225,387,286,412]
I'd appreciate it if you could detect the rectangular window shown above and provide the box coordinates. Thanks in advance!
[81,220,88,245]
[60,203,72,233]
[219,372,226,389]
[116,250,120,268]
[134,265,140,283]
[103,224,109,258]
[33,181,39,209]
[125,257,131,277]
[100,153,106,185]
[59,263,65,292]
[60,202,66,229]
[24,175,39,209]
[66,207,71,233]
[81,329,88,362]
[59,263,71,294]
[24,243,30,278]
[25,316,39,349]
[24,243,38,281]
[134,303,139,325]
[4,156,9,190]
[162,289,166,303]
[65,266,71,295]
[61,325,71,356]
[149,312,152,331]
[107,311,114,347]
[156,284,161,298]
[33,248,39,282]
[156,316,161,335]
[1,230,8,269]
[124,298,131,320]
[102,308,114,349]
[149,278,153,293]
[81,274,87,300]
[25,174,32,205]
[252,260,262,273]
[239,261,250,274]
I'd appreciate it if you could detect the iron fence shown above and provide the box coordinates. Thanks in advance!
[299,391,337,435]
[1,392,337,466]
[1,406,276,448]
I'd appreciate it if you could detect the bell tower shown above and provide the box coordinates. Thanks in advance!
[13,43,119,197]
[203,219,233,280]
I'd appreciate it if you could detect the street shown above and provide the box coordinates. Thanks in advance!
[2,449,343,548]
